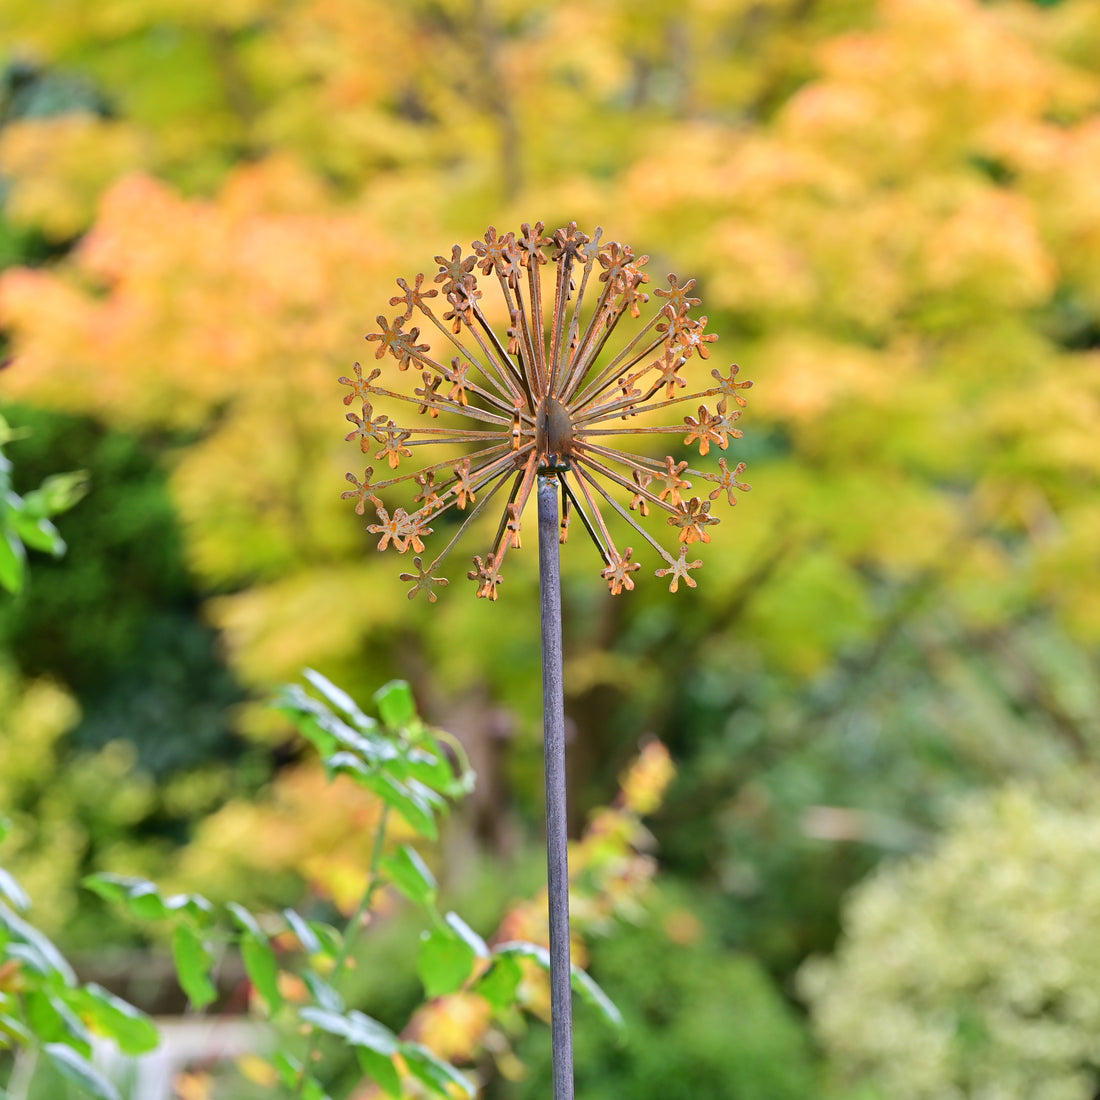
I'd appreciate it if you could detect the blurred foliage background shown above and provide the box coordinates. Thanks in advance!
[1,0,1100,1095]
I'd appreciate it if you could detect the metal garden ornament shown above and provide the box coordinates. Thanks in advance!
[340,223,751,1099]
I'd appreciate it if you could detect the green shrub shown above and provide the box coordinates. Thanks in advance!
[801,785,1100,1099]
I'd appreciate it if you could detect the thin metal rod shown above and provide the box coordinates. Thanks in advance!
[537,473,575,1100]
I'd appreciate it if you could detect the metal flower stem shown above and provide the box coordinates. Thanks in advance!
[537,471,575,1100]
[343,223,753,1099]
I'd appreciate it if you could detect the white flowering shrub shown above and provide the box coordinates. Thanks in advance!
[800,786,1100,1100]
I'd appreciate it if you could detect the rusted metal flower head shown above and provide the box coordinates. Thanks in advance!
[340,223,751,601]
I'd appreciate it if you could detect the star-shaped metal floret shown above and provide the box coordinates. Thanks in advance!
[399,556,449,603]
[601,547,641,595]
[342,467,380,515]
[655,547,703,593]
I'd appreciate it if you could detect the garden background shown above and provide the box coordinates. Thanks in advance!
[2,0,1100,1096]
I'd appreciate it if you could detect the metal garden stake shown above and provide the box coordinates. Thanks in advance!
[340,223,751,1098]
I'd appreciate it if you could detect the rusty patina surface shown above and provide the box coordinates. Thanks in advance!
[340,223,752,600]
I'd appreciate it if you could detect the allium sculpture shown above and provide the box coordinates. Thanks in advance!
[340,223,751,1099]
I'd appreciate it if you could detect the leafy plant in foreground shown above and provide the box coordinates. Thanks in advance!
[87,671,621,1099]
[0,412,86,595]
[0,815,157,1100]
[0,406,144,1100]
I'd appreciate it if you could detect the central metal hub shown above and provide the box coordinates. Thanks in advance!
[536,397,574,468]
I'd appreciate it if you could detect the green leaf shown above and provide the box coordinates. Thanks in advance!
[569,964,624,1028]
[361,772,438,839]
[0,868,30,912]
[380,846,437,909]
[83,874,212,925]
[357,1046,402,1097]
[403,735,473,799]
[10,511,63,556]
[121,886,166,922]
[26,990,89,1050]
[225,902,263,937]
[82,873,134,906]
[271,1056,330,1100]
[303,969,344,1013]
[241,932,282,1014]
[271,1051,332,1098]
[44,1043,121,1100]
[473,954,522,1010]
[400,1041,475,1098]
[432,730,476,796]
[0,1011,32,1044]
[302,669,375,731]
[418,926,476,998]
[324,726,397,769]
[324,750,367,778]
[164,893,215,925]
[402,746,450,782]
[21,470,90,518]
[6,942,58,979]
[492,941,623,1028]
[70,984,158,1055]
[307,921,343,960]
[299,1006,398,1057]
[444,912,489,960]
[0,527,25,595]
[277,686,393,765]
[406,777,447,814]
[492,940,551,968]
[374,680,417,730]
[82,874,167,922]
[0,903,75,984]
[171,924,216,1010]
[275,685,338,755]
[301,1079,330,1100]
[283,909,321,956]
[272,1051,301,1088]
